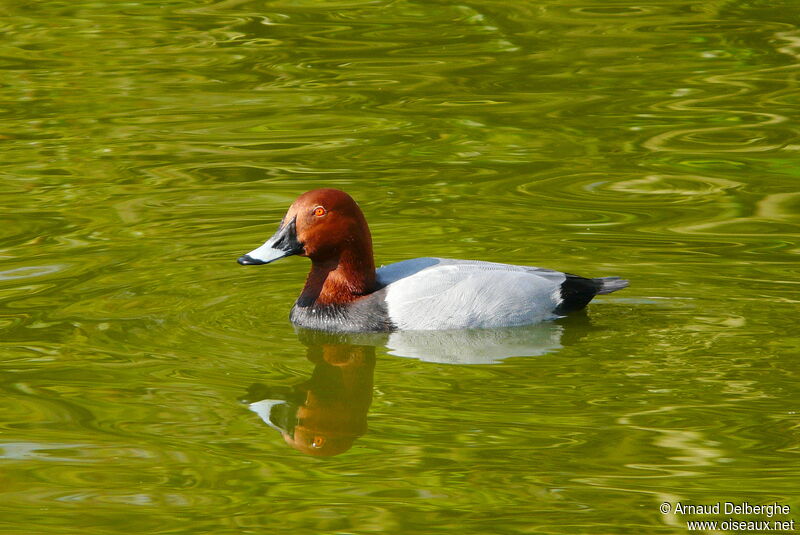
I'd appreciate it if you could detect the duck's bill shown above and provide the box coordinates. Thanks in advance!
[237,217,303,265]
[248,399,294,434]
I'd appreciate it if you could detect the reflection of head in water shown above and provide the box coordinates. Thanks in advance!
[245,332,376,457]
[245,318,589,454]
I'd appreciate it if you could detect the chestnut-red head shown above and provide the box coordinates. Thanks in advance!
[237,189,377,302]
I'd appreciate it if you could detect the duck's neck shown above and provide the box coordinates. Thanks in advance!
[298,247,377,307]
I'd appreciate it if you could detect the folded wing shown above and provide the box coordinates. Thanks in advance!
[378,258,567,330]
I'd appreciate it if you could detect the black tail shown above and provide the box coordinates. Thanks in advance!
[554,274,628,315]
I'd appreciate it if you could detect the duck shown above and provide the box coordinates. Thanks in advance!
[237,188,628,332]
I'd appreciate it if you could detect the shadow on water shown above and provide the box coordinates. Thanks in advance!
[241,315,592,456]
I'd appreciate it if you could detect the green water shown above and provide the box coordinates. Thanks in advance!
[2,0,799,533]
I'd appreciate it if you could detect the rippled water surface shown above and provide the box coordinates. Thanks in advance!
[2,0,799,533]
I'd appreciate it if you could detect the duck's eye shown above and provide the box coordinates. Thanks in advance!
[313,206,326,217]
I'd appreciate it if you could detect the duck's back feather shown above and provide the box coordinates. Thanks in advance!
[378,258,568,331]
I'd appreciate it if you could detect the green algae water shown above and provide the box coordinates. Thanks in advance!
[1,0,799,533]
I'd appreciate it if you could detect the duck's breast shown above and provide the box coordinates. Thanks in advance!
[377,258,566,330]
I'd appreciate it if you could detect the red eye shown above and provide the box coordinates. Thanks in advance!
[313,206,326,217]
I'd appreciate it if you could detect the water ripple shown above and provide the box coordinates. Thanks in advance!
[2,0,800,532]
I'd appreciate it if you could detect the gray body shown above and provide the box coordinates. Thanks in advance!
[289,257,628,333]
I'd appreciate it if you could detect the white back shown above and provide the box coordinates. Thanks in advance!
[377,258,566,330]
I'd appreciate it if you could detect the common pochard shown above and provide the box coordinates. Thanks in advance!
[237,189,628,332]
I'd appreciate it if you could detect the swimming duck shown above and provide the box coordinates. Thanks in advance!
[237,189,628,332]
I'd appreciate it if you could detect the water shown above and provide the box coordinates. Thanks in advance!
[1,0,799,533]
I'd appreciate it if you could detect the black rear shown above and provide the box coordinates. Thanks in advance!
[553,274,629,315]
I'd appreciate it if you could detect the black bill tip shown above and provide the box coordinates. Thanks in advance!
[237,254,266,265]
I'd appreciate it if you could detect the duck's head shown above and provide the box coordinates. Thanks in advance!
[237,188,373,266]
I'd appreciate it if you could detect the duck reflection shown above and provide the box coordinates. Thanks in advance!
[244,317,585,456]
[244,331,376,457]
[385,319,567,364]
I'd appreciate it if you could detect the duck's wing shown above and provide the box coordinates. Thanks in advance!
[376,258,569,331]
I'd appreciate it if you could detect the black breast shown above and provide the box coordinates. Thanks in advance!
[290,291,396,333]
